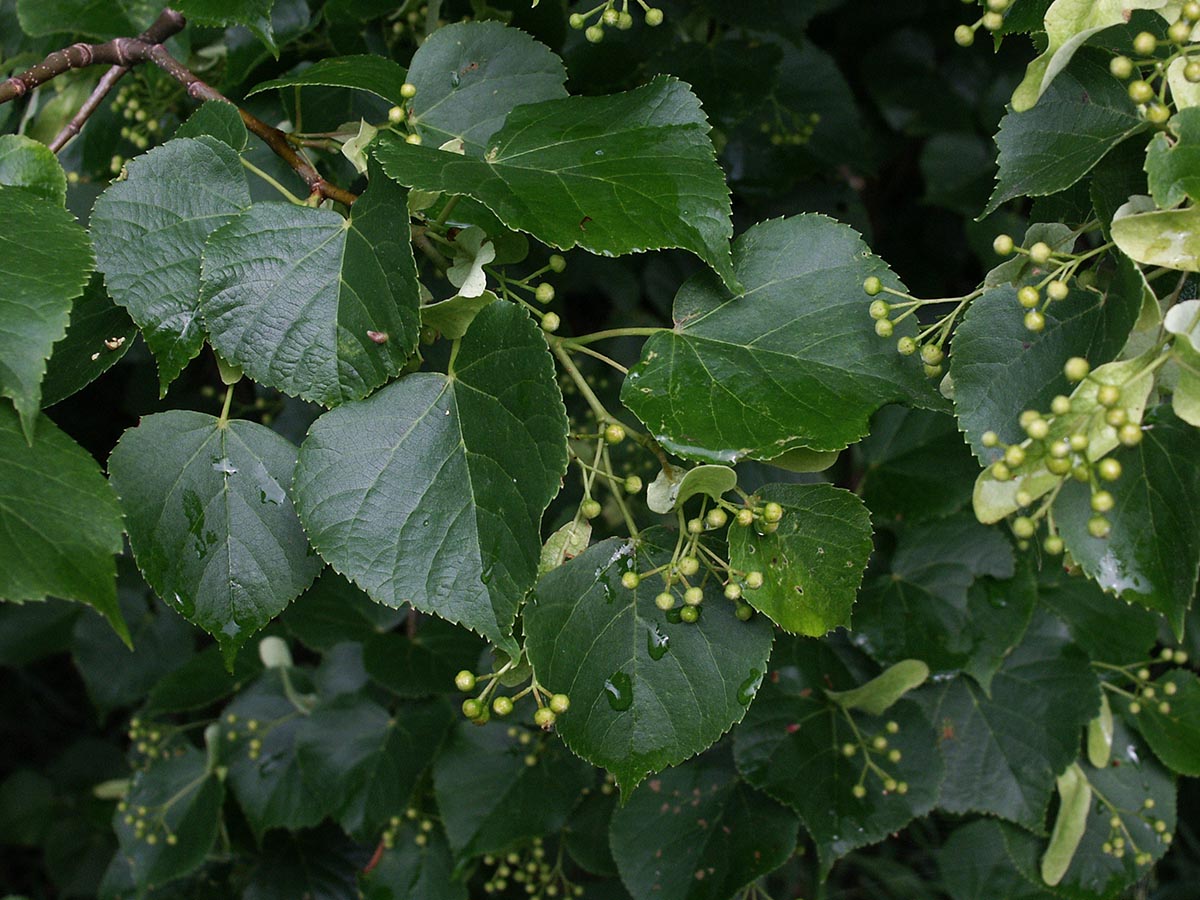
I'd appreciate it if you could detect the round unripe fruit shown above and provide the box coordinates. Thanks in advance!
[735,603,754,621]
[492,696,514,716]
[1187,61,1200,83]
[1088,515,1112,538]
[1026,417,1049,440]
[621,571,640,589]
[534,707,557,728]
[1184,1,1200,20]
[924,363,942,379]
[581,498,602,519]
[762,502,784,523]
[1169,20,1193,44]
[706,507,728,529]
[1018,286,1041,308]
[1105,407,1127,427]
[897,336,917,355]
[1051,395,1072,416]
[1119,423,1143,446]
[954,24,975,47]
[534,283,555,304]
[462,698,483,718]
[1044,535,1064,555]
[874,319,893,338]
[992,462,1012,481]
[724,583,742,600]
[842,742,857,757]
[645,8,664,26]
[617,11,634,29]
[541,312,560,333]
[400,82,417,99]
[1047,280,1069,301]
[624,475,643,494]
[1133,31,1158,55]
[405,133,422,145]
[736,508,755,526]
[1024,310,1046,332]
[993,233,1015,255]
[1128,80,1155,104]
[982,431,999,448]
[585,24,604,42]
[1110,55,1134,79]
[1098,458,1122,481]
[677,556,700,576]
[1064,357,1090,381]
[680,605,699,623]
[1047,457,1072,475]
[604,422,626,444]
[745,571,764,589]
[687,517,704,534]
[602,7,619,25]
[1146,102,1171,125]
[387,105,405,124]
[548,254,567,272]
[568,13,585,28]
[920,344,944,366]
[655,591,674,611]
[1013,516,1036,538]
[683,586,704,606]
[982,11,1003,30]
[1091,490,1115,513]
[549,693,570,714]
[869,299,890,319]
[1097,384,1121,408]
[864,276,883,296]
[455,670,477,692]
[1004,445,1026,467]
[1029,242,1052,266]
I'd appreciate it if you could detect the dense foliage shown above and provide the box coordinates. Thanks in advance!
[1,1,1199,898]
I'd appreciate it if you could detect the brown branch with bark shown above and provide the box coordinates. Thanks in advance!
[1,8,358,206]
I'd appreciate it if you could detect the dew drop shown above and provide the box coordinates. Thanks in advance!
[595,149,605,156]
[647,625,670,661]
[738,669,763,706]
[450,71,461,87]
[604,672,633,711]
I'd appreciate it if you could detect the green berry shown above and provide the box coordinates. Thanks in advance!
[455,670,477,692]
[920,344,944,366]
[981,430,999,448]
[992,462,1012,481]
[687,517,704,534]
[1110,55,1134,79]
[1087,515,1112,538]
[679,605,699,623]
[1018,286,1041,309]
[1132,31,1158,56]
[924,363,942,379]
[745,570,764,589]
[1169,20,1192,43]
[705,507,728,529]
[604,422,626,444]
[842,742,857,757]
[462,698,483,718]
[387,105,405,124]
[1091,490,1115,513]
[981,11,1003,30]
[852,783,868,798]
[736,508,755,526]
[683,586,704,606]
[1024,310,1045,332]
[875,319,894,338]
[1044,535,1064,555]
[734,603,753,621]
[724,583,742,600]
[1105,407,1128,427]
[405,133,422,145]
[621,571,640,589]
[534,706,556,728]
[581,498,602,519]
[655,591,674,610]
[897,336,917,355]
[1064,357,1090,381]
[585,24,604,42]
[1069,432,1089,452]
[1047,280,1069,301]
[762,501,784,523]
[993,233,1014,255]
[400,82,417,99]
[492,696,514,716]
[869,299,890,319]
[1025,417,1049,440]
[644,7,664,26]
[1004,444,1026,467]
[548,254,567,272]
[1029,242,1052,266]
[568,13,585,28]
[1119,423,1143,446]
[677,556,700,576]
[1187,61,1200,83]
[617,11,634,29]
[541,312,561,333]
[864,276,883,296]
[1146,102,1170,125]
[1184,1,1200,21]
[954,24,975,47]
[1097,384,1121,408]
[1128,80,1155,104]
[602,7,619,25]
[624,475,643,494]
[549,693,570,714]
[1130,700,1142,714]
[534,283,555,304]
[1012,516,1036,538]
[1051,395,1072,415]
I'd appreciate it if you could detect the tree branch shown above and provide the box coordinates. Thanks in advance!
[1,9,357,205]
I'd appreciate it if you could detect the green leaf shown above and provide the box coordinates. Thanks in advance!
[538,519,592,575]
[524,531,774,793]
[200,169,421,407]
[1165,299,1200,426]
[91,137,251,395]
[951,256,1144,460]
[852,514,1024,683]
[1038,568,1159,665]
[248,55,411,106]
[295,695,453,835]
[827,660,930,716]
[407,21,567,154]
[0,185,94,438]
[107,410,323,661]
[728,483,873,636]
[362,620,485,699]
[111,746,224,892]
[40,275,137,407]
[420,290,497,340]
[1055,408,1200,637]
[145,644,261,715]
[609,751,799,900]
[0,406,125,640]
[1133,669,1200,775]
[999,720,1176,898]
[0,134,66,203]
[645,463,737,515]
[939,820,1058,900]
[375,76,737,289]
[985,51,1148,216]
[362,820,465,900]
[16,0,144,38]
[1112,203,1200,272]
[923,614,1100,830]
[219,670,326,840]
[564,791,618,877]
[432,721,593,859]
[732,638,943,874]
[241,826,361,900]
[1146,108,1200,208]
[282,570,404,653]
[293,302,568,655]
[171,0,276,52]
[1009,0,1170,112]
[175,101,249,152]
[621,215,939,462]
[858,407,979,522]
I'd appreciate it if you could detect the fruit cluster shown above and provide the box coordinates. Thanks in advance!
[841,718,909,799]
[569,1,664,43]
[455,667,570,729]
[953,0,1014,47]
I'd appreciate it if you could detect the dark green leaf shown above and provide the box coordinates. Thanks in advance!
[242,826,363,900]
[1056,408,1200,638]
[145,644,261,715]
[1134,669,1200,776]
[524,532,774,793]
[407,21,567,153]
[858,407,979,522]
[853,513,1023,683]
[200,168,421,407]
[951,257,1144,460]
[282,569,404,653]
[375,76,737,288]
[621,215,939,462]
[733,638,943,874]
[922,614,1100,830]
[362,820,465,900]
[111,746,224,892]
[432,721,593,859]
[999,721,1176,900]
[175,101,249,152]
[295,694,453,835]
[0,133,66,203]
[1038,568,1158,665]
[728,483,873,636]
[172,0,276,52]
[984,51,1148,216]
[0,599,81,667]
[249,55,411,106]
[91,137,250,394]
[362,620,485,698]
[0,769,55,846]
[564,791,618,877]
[107,410,322,661]
[939,820,1059,900]
[0,185,93,437]
[609,751,799,900]
[0,406,125,640]
[1146,108,1200,208]
[16,0,143,38]
[40,275,138,407]
[293,302,568,655]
